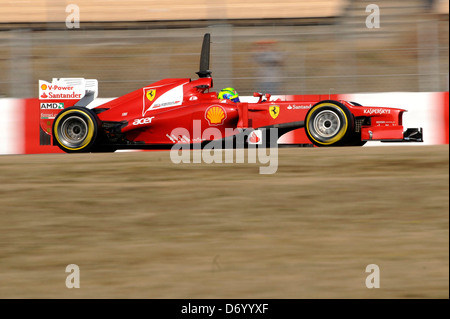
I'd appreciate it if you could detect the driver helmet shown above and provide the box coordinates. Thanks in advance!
[218,87,240,103]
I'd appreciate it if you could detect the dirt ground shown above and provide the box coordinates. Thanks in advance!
[0,145,448,298]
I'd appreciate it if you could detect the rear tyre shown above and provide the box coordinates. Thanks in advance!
[53,107,99,153]
[305,100,354,147]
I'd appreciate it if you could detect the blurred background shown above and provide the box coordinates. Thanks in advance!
[0,0,448,98]
[0,1,448,299]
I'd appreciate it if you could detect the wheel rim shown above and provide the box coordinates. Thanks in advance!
[312,110,341,139]
[58,116,89,148]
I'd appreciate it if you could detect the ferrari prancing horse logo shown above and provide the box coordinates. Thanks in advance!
[269,105,280,119]
[146,89,156,102]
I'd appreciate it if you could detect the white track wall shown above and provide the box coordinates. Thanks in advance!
[0,99,24,154]
[0,92,448,154]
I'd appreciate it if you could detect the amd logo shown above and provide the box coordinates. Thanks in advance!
[40,102,64,109]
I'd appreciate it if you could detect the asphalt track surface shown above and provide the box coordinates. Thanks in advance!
[0,145,448,298]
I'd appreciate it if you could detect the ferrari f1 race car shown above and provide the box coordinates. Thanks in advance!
[38,33,423,153]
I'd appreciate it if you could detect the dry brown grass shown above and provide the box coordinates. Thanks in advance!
[0,145,448,298]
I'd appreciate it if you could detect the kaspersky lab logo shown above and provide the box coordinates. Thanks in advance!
[40,102,64,109]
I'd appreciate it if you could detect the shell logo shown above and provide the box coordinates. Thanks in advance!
[41,84,47,90]
[205,105,227,125]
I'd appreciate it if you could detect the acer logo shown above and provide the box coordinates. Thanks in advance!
[364,108,391,115]
[133,117,155,126]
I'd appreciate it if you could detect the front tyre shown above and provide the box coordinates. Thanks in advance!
[53,107,98,153]
[305,100,354,147]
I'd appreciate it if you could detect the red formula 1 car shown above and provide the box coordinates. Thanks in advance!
[38,34,423,153]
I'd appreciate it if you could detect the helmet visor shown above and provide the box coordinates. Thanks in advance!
[220,93,239,102]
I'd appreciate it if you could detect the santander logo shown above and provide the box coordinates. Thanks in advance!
[249,131,260,143]
[248,130,263,145]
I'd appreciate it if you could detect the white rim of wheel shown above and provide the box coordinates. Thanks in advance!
[58,116,89,148]
[312,110,341,139]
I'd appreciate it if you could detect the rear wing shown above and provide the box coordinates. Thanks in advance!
[39,78,98,101]
[39,78,98,145]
